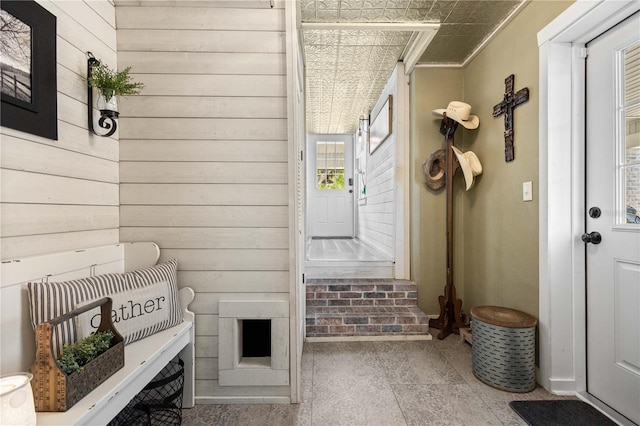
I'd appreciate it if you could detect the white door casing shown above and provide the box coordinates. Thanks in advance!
[585,14,640,424]
[306,134,354,238]
[284,0,304,403]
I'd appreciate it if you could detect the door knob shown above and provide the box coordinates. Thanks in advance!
[581,231,602,244]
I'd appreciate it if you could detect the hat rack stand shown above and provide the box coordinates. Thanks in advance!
[429,114,466,340]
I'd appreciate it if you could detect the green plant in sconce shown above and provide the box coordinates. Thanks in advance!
[86,61,144,98]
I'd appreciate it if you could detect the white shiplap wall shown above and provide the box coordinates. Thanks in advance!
[115,3,291,402]
[0,0,119,260]
[357,66,400,259]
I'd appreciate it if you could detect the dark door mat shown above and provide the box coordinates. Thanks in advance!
[509,400,617,426]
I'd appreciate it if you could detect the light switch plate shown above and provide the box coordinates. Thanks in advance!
[523,181,533,202]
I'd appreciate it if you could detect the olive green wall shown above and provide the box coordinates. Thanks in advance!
[411,1,573,319]
[410,68,465,315]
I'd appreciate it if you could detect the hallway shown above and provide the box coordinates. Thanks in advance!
[305,238,395,279]
[306,237,391,262]
[182,338,572,425]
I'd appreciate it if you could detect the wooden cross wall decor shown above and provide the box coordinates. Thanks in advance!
[493,74,529,162]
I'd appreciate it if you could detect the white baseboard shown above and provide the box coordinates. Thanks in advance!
[547,378,578,395]
[194,396,291,405]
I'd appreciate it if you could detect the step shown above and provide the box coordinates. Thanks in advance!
[306,306,430,338]
[306,278,417,307]
[305,279,430,339]
[305,261,394,279]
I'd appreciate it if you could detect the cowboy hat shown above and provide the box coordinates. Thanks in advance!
[423,149,446,190]
[432,101,480,130]
[452,146,482,190]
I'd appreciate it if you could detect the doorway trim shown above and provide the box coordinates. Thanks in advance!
[285,0,304,404]
[538,0,640,399]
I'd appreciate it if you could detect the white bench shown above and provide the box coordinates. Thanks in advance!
[0,243,195,426]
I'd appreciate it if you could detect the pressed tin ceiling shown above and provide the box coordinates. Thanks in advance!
[301,0,524,134]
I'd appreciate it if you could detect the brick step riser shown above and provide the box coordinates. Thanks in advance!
[305,280,427,338]
[307,283,417,308]
[306,313,429,337]
[308,314,430,326]
[306,324,429,337]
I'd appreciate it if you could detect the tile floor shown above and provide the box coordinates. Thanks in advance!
[182,337,575,425]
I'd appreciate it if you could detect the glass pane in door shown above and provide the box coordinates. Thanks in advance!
[626,166,640,223]
[316,141,345,190]
[622,43,640,224]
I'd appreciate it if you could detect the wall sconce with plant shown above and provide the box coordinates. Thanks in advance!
[86,52,144,137]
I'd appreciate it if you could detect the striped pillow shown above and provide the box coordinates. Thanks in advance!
[27,260,182,355]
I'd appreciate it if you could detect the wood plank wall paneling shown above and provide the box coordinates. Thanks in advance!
[178,271,290,293]
[119,227,289,249]
[40,1,117,64]
[116,1,280,9]
[1,205,119,237]
[120,140,287,162]
[1,136,118,183]
[117,52,286,75]
[117,31,285,54]
[116,7,284,30]
[120,162,288,184]
[126,74,286,97]
[2,124,119,163]
[0,1,119,260]
[120,97,287,118]
[357,73,398,258]
[120,206,288,227]
[119,184,288,205]
[118,118,287,140]
[116,3,290,401]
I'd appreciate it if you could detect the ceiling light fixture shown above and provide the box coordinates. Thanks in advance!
[357,114,370,148]
[359,114,369,134]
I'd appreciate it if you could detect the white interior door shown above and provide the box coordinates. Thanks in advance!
[586,13,640,424]
[307,134,354,237]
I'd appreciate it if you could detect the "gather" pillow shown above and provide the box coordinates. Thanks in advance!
[27,260,182,355]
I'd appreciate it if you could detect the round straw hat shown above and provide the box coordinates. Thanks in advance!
[423,149,447,190]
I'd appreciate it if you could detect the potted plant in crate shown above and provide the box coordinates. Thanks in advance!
[30,298,124,412]
[56,331,115,375]
[86,59,144,118]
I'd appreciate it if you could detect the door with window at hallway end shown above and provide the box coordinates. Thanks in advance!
[306,134,354,238]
